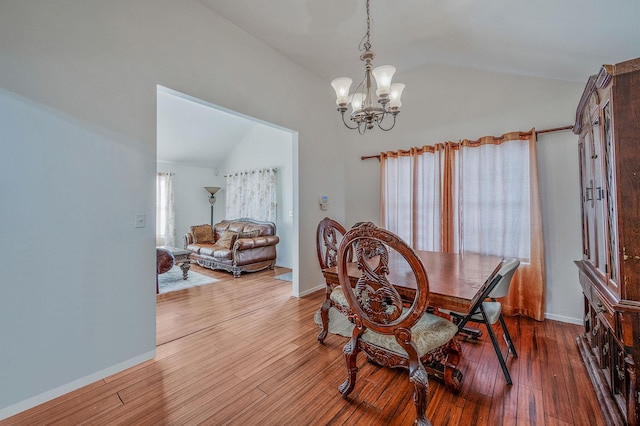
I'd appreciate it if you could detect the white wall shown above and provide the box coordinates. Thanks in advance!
[220,123,295,269]
[0,0,340,418]
[0,0,593,418]
[156,162,221,243]
[343,64,586,323]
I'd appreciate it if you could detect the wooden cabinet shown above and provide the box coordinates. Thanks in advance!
[574,57,640,425]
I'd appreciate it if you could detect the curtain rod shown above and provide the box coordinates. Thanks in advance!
[224,167,278,177]
[360,125,574,161]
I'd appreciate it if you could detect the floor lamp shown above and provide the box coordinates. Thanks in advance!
[204,186,220,227]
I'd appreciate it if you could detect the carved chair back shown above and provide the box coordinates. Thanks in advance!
[337,222,429,340]
[316,217,348,270]
[316,217,356,343]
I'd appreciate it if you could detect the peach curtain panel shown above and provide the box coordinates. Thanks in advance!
[380,130,545,321]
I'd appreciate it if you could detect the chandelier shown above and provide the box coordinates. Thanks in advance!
[331,0,405,134]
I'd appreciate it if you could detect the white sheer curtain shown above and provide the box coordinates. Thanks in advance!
[455,140,530,259]
[156,172,176,247]
[381,131,546,320]
[225,168,277,222]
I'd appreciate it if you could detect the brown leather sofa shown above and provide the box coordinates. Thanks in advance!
[183,218,279,277]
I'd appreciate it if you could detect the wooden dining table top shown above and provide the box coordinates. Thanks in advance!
[322,250,504,312]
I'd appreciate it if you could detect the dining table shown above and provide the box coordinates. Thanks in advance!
[321,249,504,313]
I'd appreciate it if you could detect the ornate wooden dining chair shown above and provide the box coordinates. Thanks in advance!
[316,217,353,343]
[448,258,520,384]
[337,222,461,426]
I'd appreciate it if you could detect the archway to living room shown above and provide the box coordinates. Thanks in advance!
[155,85,299,304]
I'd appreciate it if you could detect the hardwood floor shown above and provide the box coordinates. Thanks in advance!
[2,265,604,425]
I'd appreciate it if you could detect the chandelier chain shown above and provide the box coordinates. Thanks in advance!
[364,0,371,51]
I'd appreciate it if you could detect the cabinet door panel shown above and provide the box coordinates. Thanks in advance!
[583,130,597,264]
[601,99,620,291]
[591,115,608,275]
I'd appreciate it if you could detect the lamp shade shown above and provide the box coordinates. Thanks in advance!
[372,65,396,96]
[204,186,220,195]
[331,77,352,106]
[389,83,405,109]
[350,92,366,111]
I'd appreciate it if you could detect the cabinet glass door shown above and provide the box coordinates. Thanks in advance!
[578,139,591,260]
[582,130,596,264]
[591,115,608,275]
[601,100,619,289]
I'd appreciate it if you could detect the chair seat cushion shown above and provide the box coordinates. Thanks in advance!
[329,286,349,307]
[361,312,458,357]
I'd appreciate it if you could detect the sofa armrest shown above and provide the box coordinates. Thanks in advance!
[234,235,280,251]
[183,233,194,249]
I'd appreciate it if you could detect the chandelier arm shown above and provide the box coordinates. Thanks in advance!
[340,110,360,130]
[376,114,397,132]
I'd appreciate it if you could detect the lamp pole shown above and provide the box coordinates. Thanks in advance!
[209,195,215,227]
[204,187,221,227]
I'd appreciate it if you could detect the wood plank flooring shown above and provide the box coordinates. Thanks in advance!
[2,265,604,425]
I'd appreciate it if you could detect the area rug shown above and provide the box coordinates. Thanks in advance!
[314,307,354,337]
[158,266,218,294]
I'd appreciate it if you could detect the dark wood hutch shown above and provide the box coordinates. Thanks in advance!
[574,57,640,425]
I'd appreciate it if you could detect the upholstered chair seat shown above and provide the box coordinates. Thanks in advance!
[329,286,348,307]
[361,311,458,358]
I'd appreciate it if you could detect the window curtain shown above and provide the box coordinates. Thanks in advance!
[381,130,545,320]
[225,168,277,222]
[156,172,176,247]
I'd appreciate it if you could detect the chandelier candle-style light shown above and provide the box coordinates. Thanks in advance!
[331,0,405,134]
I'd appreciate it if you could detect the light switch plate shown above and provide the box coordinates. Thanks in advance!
[135,214,146,228]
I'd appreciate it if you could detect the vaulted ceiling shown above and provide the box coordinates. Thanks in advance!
[200,0,640,83]
[159,1,640,167]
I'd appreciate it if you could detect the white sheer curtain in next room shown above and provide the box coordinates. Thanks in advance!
[156,172,176,247]
[225,168,277,222]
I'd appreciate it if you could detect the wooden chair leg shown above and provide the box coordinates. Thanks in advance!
[442,339,463,393]
[409,365,432,426]
[339,338,359,397]
[317,299,331,343]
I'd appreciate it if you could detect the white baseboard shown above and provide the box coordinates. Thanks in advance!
[296,283,325,298]
[0,349,156,421]
[545,312,583,325]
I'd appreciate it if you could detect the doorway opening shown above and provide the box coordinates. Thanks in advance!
[156,85,299,295]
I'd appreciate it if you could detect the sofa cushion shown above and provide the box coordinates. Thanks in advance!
[227,222,246,234]
[239,229,261,239]
[198,244,232,259]
[244,223,272,236]
[217,230,239,249]
[186,244,202,254]
[191,224,214,244]
[213,223,230,241]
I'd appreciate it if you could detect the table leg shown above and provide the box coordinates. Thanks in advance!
[179,262,190,280]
